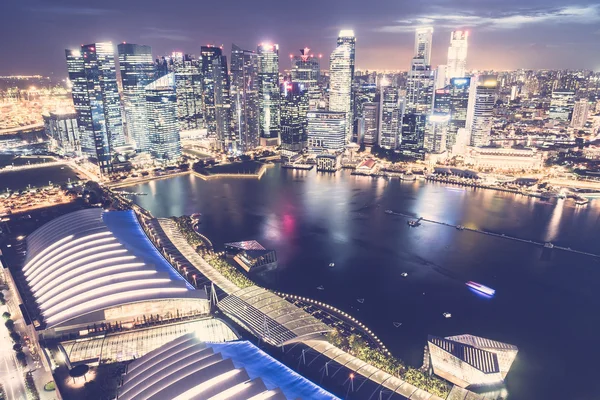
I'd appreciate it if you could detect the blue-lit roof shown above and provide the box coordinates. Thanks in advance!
[102,210,193,288]
[211,341,339,400]
[118,334,339,400]
[22,208,204,329]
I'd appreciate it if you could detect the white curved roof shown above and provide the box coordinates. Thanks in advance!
[118,334,338,400]
[22,208,204,329]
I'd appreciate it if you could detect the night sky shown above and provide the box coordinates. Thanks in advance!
[1,0,599,77]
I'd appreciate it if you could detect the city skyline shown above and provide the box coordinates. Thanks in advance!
[2,0,600,77]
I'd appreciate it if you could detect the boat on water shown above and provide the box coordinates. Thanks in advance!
[401,272,408,277]
[544,242,554,249]
[385,209,394,215]
[466,281,496,296]
[329,262,335,268]
[317,285,325,290]
[357,298,365,304]
[443,312,452,318]
[407,219,421,227]
[400,173,417,182]
[393,322,402,327]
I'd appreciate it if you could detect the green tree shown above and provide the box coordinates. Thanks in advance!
[9,332,20,343]
[15,351,26,367]
[1,312,10,321]
[4,319,14,331]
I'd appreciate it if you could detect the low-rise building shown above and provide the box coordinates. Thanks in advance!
[427,334,518,388]
[464,146,544,171]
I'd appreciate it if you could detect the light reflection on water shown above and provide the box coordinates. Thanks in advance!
[126,166,600,400]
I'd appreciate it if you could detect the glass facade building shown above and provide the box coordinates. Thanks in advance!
[307,111,346,154]
[467,75,497,147]
[291,48,321,110]
[43,111,79,155]
[201,46,223,140]
[118,43,155,153]
[257,43,281,146]
[173,54,204,131]
[280,82,309,157]
[145,73,181,161]
[65,42,124,173]
[359,102,378,146]
[231,44,260,152]
[378,86,401,149]
[446,31,468,83]
[329,30,355,142]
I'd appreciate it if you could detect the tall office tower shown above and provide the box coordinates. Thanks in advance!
[359,102,379,146]
[172,54,204,131]
[43,111,79,155]
[405,60,435,114]
[414,26,434,66]
[467,75,497,147]
[145,73,181,161]
[329,30,355,142]
[257,43,281,147]
[307,111,347,154]
[424,113,450,153]
[117,43,155,153]
[231,44,260,152]
[201,45,224,139]
[571,99,589,129]
[400,114,427,153]
[212,55,233,151]
[401,28,435,157]
[290,48,321,109]
[280,82,309,159]
[548,89,575,121]
[446,31,468,83]
[445,77,471,149]
[65,42,124,173]
[378,85,401,149]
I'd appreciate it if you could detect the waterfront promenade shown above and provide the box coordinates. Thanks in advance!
[304,340,445,400]
[156,218,240,294]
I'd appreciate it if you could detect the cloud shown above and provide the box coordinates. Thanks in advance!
[377,5,600,33]
[28,6,114,16]
[140,28,192,42]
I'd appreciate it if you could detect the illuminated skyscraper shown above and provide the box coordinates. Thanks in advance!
[447,77,471,149]
[307,111,346,154]
[424,113,449,153]
[401,28,435,157]
[414,26,433,66]
[467,75,497,147]
[446,31,468,83]
[118,43,155,153]
[280,82,309,158]
[378,84,401,149]
[201,46,223,139]
[359,102,378,146]
[257,43,281,147]
[290,48,321,110]
[329,30,355,142]
[213,55,233,151]
[65,42,124,173]
[172,54,203,131]
[145,73,181,161]
[231,44,260,152]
